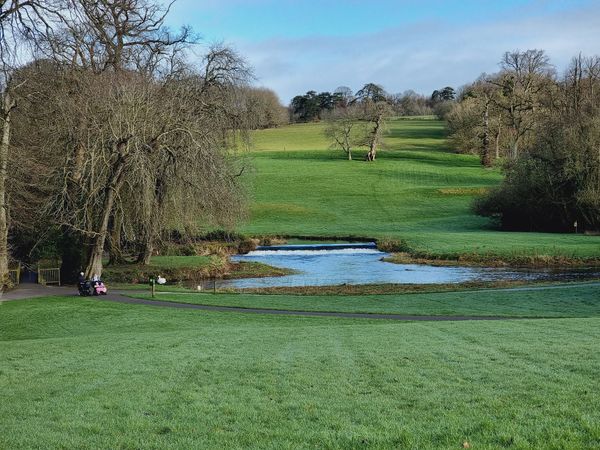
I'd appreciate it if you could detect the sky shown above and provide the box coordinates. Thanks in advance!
[165,0,600,103]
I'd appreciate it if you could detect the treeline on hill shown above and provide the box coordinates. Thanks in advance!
[291,83,455,161]
[0,0,271,286]
[445,50,600,232]
[289,84,455,122]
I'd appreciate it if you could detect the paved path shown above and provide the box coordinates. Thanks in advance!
[99,294,515,322]
[3,281,598,321]
[0,283,75,301]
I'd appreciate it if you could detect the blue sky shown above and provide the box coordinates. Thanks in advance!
[166,0,600,102]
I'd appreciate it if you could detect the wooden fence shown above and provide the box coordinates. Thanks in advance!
[38,267,61,286]
[8,265,20,285]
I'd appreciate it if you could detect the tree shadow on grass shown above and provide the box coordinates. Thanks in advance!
[387,127,446,141]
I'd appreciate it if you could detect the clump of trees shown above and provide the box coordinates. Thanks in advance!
[289,89,348,122]
[323,83,393,161]
[447,49,600,232]
[0,0,255,285]
[388,90,432,116]
[447,50,555,164]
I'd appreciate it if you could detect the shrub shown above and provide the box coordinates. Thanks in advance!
[158,242,197,256]
[238,238,258,254]
[377,238,412,253]
[201,230,245,242]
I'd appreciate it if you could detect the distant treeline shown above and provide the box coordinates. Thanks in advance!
[289,84,455,122]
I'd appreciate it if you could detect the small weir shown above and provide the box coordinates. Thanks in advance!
[255,242,378,252]
[219,242,600,289]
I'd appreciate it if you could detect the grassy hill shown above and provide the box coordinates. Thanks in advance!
[241,118,600,261]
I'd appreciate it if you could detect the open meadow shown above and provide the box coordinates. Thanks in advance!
[3,2,600,449]
[242,119,599,262]
[2,293,600,449]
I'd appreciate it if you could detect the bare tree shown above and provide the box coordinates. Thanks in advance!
[324,104,362,160]
[469,77,502,167]
[333,86,354,108]
[0,1,61,286]
[132,47,251,265]
[363,101,392,161]
[488,49,554,159]
[39,0,198,277]
[44,0,191,72]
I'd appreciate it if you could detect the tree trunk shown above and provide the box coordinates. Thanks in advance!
[0,90,14,288]
[136,175,167,265]
[107,213,126,265]
[366,136,378,161]
[61,120,88,281]
[509,121,520,159]
[344,131,352,160]
[85,141,129,278]
[481,101,492,167]
[136,239,153,265]
[365,113,383,162]
[495,127,501,160]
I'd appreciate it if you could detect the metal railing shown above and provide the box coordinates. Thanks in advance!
[38,267,61,286]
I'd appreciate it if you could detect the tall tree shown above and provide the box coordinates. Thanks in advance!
[431,86,456,102]
[355,83,387,103]
[488,49,554,159]
[43,0,248,278]
[333,86,353,107]
[363,101,392,161]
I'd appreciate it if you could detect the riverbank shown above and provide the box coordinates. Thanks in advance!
[223,278,600,296]
[103,255,292,284]
[382,250,600,268]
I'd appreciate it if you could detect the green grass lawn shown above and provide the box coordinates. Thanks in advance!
[138,282,600,317]
[102,255,223,284]
[241,118,600,260]
[141,255,218,269]
[2,297,600,448]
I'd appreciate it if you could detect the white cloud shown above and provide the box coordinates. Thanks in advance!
[233,4,600,102]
